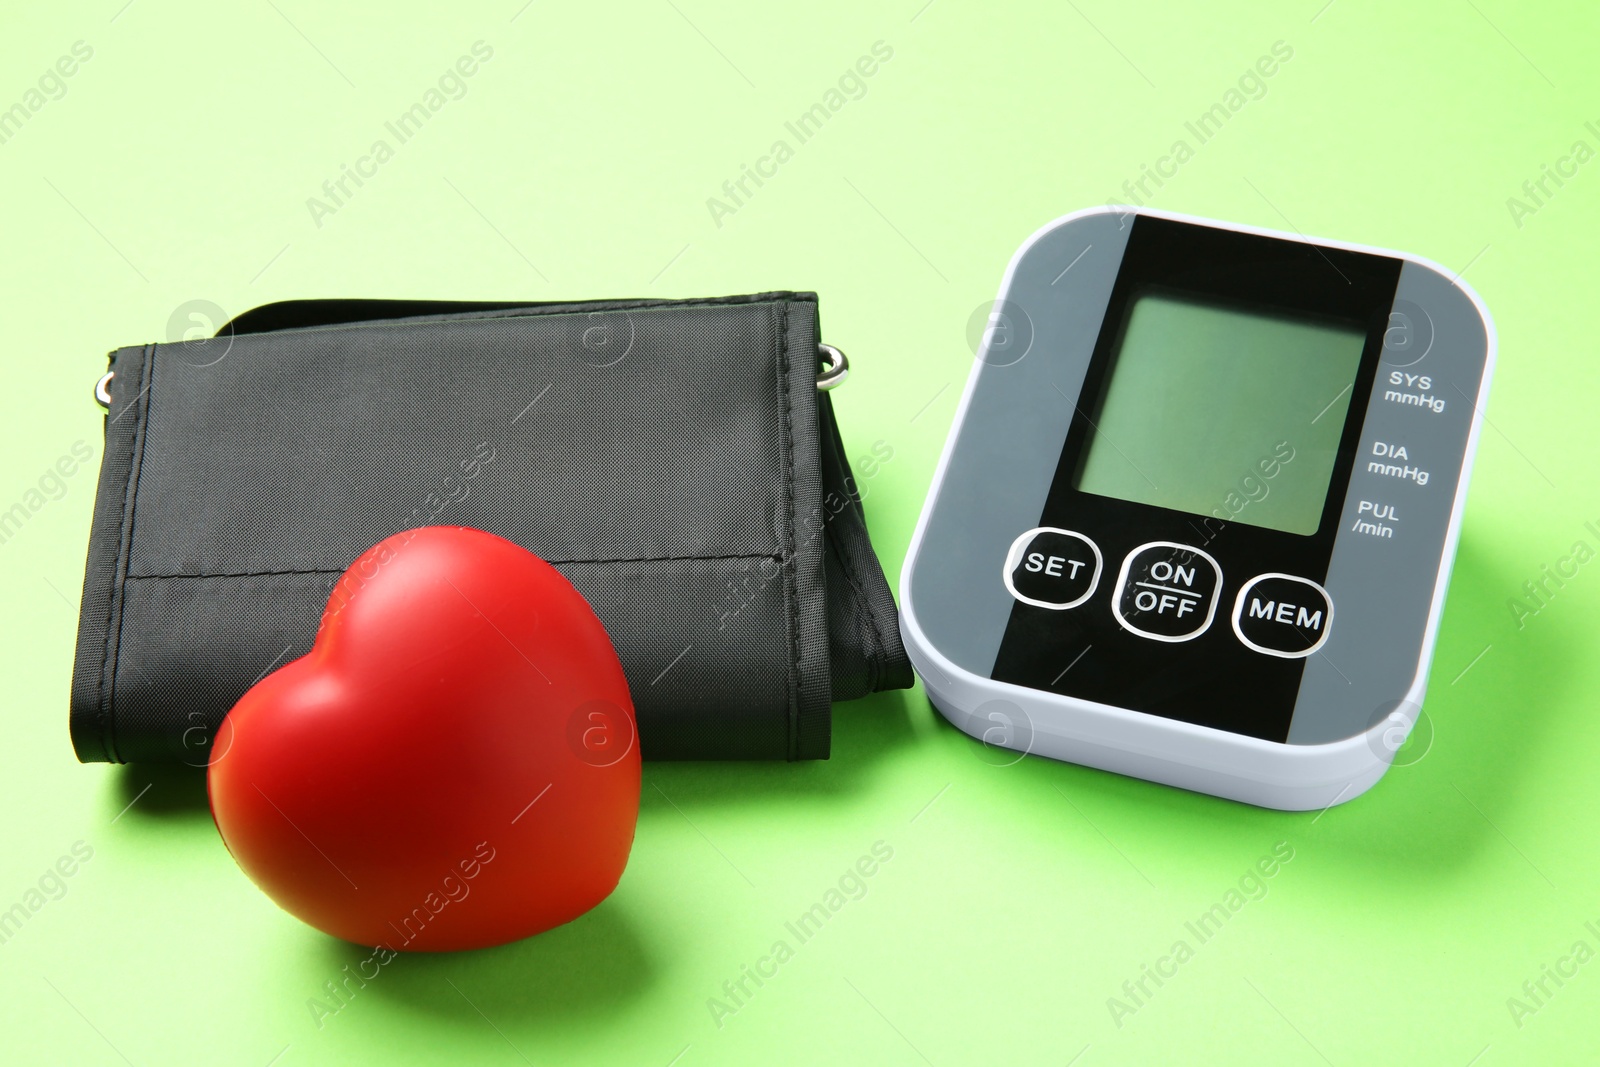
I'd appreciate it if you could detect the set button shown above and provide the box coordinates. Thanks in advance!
[1003,528,1102,610]
[1112,542,1222,642]
[1231,574,1333,658]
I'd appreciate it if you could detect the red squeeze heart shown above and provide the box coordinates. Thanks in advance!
[207,526,640,952]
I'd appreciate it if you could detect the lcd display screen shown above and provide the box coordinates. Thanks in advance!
[1073,291,1366,535]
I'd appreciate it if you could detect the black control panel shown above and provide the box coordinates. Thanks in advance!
[989,218,1402,742]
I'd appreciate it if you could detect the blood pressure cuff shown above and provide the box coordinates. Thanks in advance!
[69,292,910,765]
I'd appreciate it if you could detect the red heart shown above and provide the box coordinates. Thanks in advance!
[207,526,639,952]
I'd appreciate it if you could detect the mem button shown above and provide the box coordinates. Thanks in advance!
[1231,574,1334,658]
[1112,542,1223,642]
[1003,528,1103,609]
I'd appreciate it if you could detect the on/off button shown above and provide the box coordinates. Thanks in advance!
[1112,542,1223,642]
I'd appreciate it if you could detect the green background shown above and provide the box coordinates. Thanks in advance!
[2,1,1596,1064]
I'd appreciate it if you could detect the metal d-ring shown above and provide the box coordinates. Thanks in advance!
[817,343,849,391]
[94,371,114,408]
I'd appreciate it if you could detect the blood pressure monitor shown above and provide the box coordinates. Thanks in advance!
[901,208,1494,810]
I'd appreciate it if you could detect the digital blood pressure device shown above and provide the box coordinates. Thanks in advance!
[902,208,1494,809]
